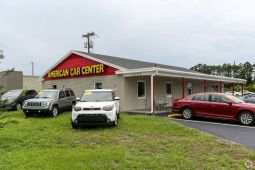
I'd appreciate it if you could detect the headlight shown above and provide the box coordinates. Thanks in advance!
[23,101,28,107]
[41,101,51,107]
[74,106,81,111]
[103,105,114,111]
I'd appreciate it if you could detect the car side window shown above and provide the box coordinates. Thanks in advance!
[25,90,36,96]
[65,90,71,97]
[211,95,228,103]
[70,90,75,96]
[192,94,208,101]
[59,91,66,99]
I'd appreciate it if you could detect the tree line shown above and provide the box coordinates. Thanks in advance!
[191,62,255,85]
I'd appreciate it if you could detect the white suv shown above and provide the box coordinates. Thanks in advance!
[71,89,120,128]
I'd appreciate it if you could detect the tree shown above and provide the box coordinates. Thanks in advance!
[191,61,255,85]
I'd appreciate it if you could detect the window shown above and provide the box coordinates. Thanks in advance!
[187,82,192,95]
[192,94,208,101]
[211,95,228,103]
[25,90,36,96]
[65,90,71,97]
[70,90,75,96]
[166,83,172,97]
[137,81,146,99]
[59,91,65,99]
[94,82,102,89]
[213,85,219,92]
[52,84,57,89]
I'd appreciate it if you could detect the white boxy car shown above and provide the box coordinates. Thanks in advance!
[71,89,120,128]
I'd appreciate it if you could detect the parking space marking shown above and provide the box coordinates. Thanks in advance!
[165,117,255,129]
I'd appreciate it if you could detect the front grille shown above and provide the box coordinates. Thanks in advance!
[77,114,107,123]
[83,108,101,111]
[27,102,41,106]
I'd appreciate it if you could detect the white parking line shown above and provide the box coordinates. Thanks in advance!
[165,117,255,129]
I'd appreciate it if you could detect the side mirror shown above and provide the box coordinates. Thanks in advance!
[76,97,80,101]
[228,102,232,106]
[114,96,120,100]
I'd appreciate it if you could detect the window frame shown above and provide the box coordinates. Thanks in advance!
[58,90,66,99]
[52,84,57,89]
[94,82,103,89]
[65,90,71,97]
[166,82,172,98]
[212,84,219,92]
[187,82,192,95]
[137,80,146,99]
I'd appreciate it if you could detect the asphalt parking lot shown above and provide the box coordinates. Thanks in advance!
[165,117,255,149]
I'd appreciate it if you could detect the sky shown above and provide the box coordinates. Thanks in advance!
[1,0,255,76]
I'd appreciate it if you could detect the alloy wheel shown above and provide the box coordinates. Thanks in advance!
[183,108,192,119]
[52,107,58,117]
[16,103,22,110]
[240,112,253,125]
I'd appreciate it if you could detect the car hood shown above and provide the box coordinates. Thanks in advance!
[25,98,54,102]
[75,101,115,108]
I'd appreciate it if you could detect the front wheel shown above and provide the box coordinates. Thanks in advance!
[71,120,79,129]
[182,107,193,120]
[51,106,58,117]
[239,111,254,126]
[25,112,32,117]
[16,103,22,110]
[112,114,118,126]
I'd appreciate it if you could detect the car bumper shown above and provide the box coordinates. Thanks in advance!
[72,110,116,125]
[22,108,51,114]
[172,107,181,114]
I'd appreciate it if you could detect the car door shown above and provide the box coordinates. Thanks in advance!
[58,91,66,110]
[209,94,234,119]
[64,89,73,108]
[191,94,211,116]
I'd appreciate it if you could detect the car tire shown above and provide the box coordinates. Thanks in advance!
[71,120,79,129]
[238,111,254,126]
[182,107,193,120]
[25,112,32,117]
[112,114,118,126]
[51,106,58,117]
[16,103,22,110]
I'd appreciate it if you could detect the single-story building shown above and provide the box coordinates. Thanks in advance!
[41,50,246,113]
[0,70,42,94]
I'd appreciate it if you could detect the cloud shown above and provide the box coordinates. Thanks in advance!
[1,0,255,75]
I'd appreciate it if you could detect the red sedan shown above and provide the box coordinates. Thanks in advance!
[173,92,255,126]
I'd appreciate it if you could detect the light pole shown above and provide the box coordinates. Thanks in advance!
[31,62,34,76]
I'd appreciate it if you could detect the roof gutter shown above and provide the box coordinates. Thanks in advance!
[116,67,246,83]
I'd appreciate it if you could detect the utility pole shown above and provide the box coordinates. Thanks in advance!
[0,50,4,59]
[31,62,34,76]
[0,50,4,63]
[82,32,98,53]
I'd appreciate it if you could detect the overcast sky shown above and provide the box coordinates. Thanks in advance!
[1,0,255,76]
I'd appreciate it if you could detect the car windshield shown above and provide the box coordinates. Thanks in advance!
[80,91,113,102]
[226,95,245,103]
[1,90,22,100]
[36,91,58,99]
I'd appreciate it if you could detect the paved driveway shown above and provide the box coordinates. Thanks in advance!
[165,117,255,149]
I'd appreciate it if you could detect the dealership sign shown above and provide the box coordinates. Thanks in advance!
[48,64,105,78]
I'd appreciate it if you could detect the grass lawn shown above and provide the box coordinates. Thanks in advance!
[0,111,255,170]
